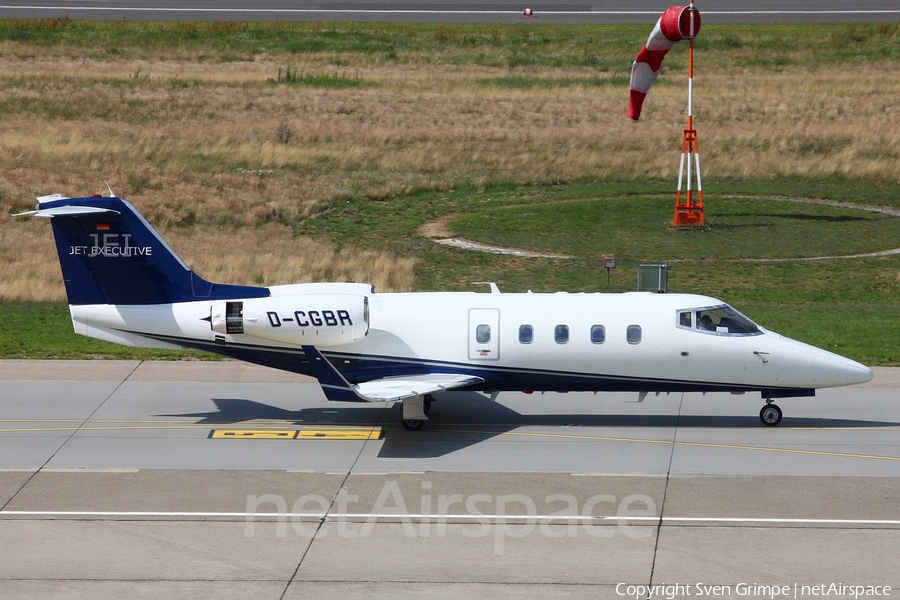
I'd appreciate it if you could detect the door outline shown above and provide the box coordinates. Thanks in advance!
[468,308,500,361]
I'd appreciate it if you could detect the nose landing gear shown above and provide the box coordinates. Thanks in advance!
[759,402,783,427]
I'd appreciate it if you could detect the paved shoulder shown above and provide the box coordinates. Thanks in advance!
[0,359,315,383]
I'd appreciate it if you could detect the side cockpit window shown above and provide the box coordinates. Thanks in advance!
[678,305,761,336]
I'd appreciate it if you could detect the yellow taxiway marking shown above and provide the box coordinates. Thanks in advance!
[211,427,382,440]
[211,430,298,440]
[421,427,900,464]
[296,428,382,440]
[483,429,900,463]
[0,418,895,460]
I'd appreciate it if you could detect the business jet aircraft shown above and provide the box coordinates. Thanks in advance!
[19,194,873,430]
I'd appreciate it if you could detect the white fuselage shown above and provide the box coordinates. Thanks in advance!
[69,285,873,395]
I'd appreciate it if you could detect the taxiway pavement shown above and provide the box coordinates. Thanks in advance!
[1,1,899,23]
[1,360,899,598]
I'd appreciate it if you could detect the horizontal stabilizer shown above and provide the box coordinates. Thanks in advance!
[15,206,120,218]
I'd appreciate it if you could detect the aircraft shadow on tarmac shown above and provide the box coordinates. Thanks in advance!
[159,393,900,459]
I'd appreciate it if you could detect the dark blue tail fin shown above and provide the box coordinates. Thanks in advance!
[27,194,269,305]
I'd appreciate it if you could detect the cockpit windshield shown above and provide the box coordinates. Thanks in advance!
[677,304,761,336]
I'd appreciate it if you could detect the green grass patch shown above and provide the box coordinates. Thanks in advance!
[448,196,900,260]
[1,19,898,67]
[0,302,216,361]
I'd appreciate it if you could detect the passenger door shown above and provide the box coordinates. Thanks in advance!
[468,308,500,361]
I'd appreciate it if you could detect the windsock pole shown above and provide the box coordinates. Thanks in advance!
[673,1,705,227]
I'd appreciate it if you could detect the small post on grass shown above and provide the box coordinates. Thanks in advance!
[603,256,616,286]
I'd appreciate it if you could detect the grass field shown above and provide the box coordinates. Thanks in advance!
[0,19,898,364]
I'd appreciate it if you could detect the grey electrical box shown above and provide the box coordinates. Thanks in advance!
[637,263,668,293]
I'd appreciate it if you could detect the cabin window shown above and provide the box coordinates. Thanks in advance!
[519,324,534,344]
[476,324,491,344]
[555,325,569,344]
[627,324,642,345]
[590,325,606,344]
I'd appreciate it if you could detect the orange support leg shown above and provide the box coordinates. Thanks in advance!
[672,127,705,227]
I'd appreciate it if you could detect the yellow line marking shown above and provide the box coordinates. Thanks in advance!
[674,439,900,462]
[0,425,213,433]
[210,427,381,440]
[297,428,382,440]
[426,428,900,463]
[211,430,298,439]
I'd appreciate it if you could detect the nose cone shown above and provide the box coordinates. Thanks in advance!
[808,347,874,388]
[768,332,874,389]
[843,360,875,386]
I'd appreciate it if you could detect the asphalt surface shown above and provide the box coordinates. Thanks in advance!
[0,0,898,23]
[1,360,899,598]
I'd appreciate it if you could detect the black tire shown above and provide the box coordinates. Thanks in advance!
[402,419,425,431]
[759,404,783,427]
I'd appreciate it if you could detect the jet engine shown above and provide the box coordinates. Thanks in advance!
[210,294,369,346]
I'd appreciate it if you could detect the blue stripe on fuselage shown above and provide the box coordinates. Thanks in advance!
[128,330,810,397]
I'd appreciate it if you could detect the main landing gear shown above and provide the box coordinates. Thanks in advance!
[401,395,434,431]
[759,401,783,427]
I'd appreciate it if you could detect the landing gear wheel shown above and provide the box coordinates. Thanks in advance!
[423,395,434,416]
[402,419,425,431]
[759,404,783,427]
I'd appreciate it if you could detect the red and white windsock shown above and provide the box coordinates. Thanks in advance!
[628,5,701,121]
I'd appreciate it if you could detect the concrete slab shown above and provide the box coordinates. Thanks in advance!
[653,526,900,585]
[340,472,666,517]
[4,470,346,513]
[0,360,140,381]
[0,359,315,383]
[129,360,315,383]
[0,520,310,581]
[0,470,35,507]
[663,476,900,522]
[295,521,658,584]
[283,583,616,599]
[0,581,289,600]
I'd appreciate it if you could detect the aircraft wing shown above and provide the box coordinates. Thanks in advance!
[302,345,482,402]
[355,373,484,402]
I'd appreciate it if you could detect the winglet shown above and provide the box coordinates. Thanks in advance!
[302,345,367,402]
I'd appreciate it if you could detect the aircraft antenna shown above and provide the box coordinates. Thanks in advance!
[672,1,706,228]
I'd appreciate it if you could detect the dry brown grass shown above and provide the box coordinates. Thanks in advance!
[1,50,898,301]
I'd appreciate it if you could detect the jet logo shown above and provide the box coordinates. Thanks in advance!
[68,233,153,257]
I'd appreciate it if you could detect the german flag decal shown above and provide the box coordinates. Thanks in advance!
[96,223,110,231]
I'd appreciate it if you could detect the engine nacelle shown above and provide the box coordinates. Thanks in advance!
[210,293,369,346]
